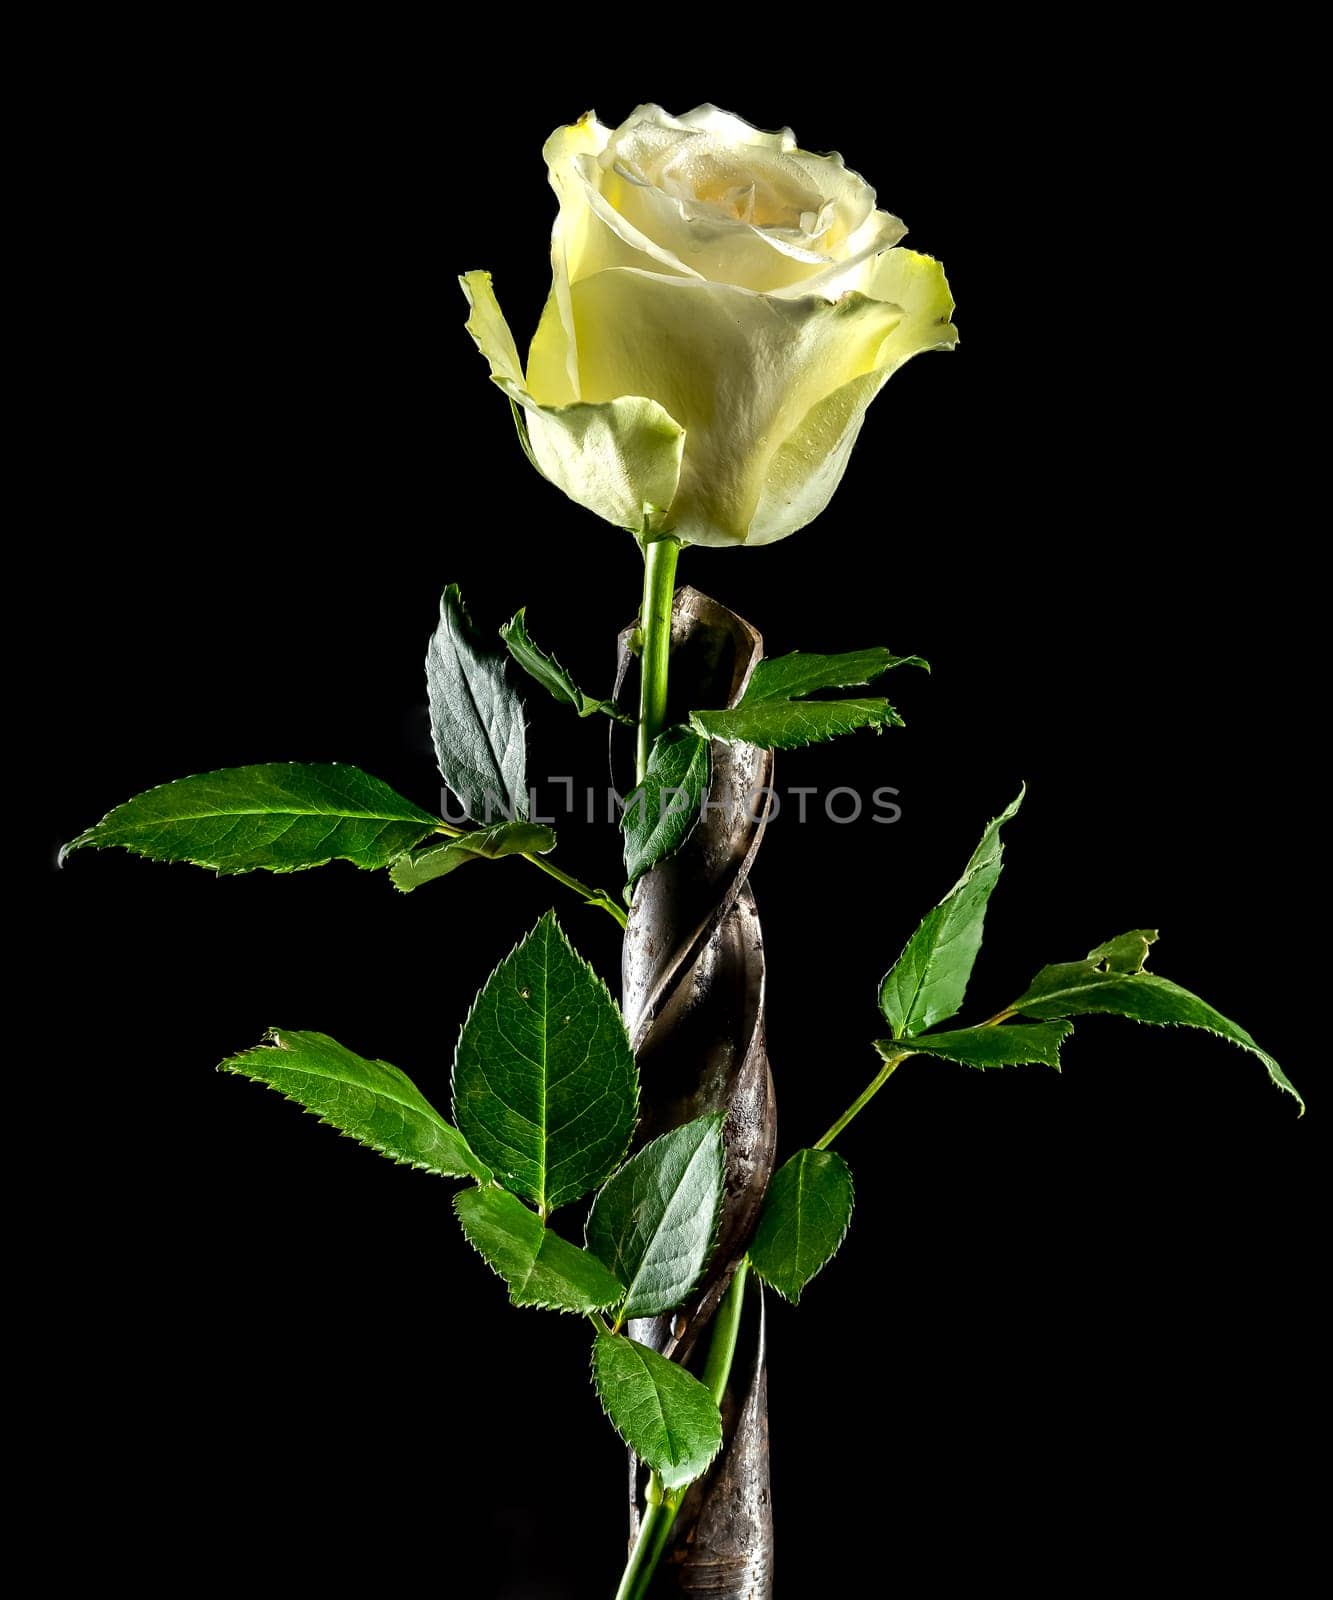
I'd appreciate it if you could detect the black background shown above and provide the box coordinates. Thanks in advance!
[43,52,1318,1598]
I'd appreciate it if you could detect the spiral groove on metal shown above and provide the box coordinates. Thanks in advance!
[614,587,777,1598]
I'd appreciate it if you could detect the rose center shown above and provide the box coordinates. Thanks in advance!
[659,148,824,234]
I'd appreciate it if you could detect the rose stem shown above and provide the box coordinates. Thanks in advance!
[813,1003,1020,1153]
[431,824,626,927]
[617,1262,751,1600]
[635,538,681,784]
[616,532,698,1600]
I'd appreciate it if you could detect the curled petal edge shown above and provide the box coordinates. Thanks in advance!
[742,249,958,547]
[461,270,685,535]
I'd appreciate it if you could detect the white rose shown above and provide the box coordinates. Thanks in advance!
[462,103,957,549]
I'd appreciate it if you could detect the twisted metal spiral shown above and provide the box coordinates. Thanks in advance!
[614,587,777,1598]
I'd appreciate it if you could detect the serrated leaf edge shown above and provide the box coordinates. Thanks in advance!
[751,1149,856,1307]
[452,1187,625,1314]
[449,910,640,1209]
[500,607,582,708]
[622,729,711,886]
[219,1028,488,1181]
[429,584,529,823]
[887,1019,1075,1072]
[1016,990,1303,1113]
[689,698,903,751]
[60,762,437,874]
[743,647,930,703]
[879,784,1026,1038]
[588,1332,724,1488]
[387,822,556,893]
[586,1112,727,1322]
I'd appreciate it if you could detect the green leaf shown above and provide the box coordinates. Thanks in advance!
[500,608,630,723]
[454,1185,624,1312]
[1010,931,1303,1112]
[685,644,923,750]
[743,647,928,703]
[879,787,1025,1038]
[1086,928,1158,973]
[689,698,903,751]
[882,1021,1072,1070]
[220,1028,487,1180]
[622,728,711,886]
[452,911,638,1212]
[591,1332,723,1490]
[426,584,527,823]
[749,1148,854,1305]
[389,821,555,892]
[585,1116,725,1322]
[61,763,438,875]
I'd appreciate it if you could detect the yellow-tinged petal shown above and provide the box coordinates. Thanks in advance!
[541,110,612,169]
[746,368,886,546]
[669,103,798,154]
[749,250,958,545]
[460,269,685,532]
[748,250,957,544]
[526,290,576,406]
[860,248,958,380]
[460,269,524,388]
[601,103,896,295]
[460,110,959,550]
[526,398,684,534]
[569,268,906,545]
[542,111,696,400]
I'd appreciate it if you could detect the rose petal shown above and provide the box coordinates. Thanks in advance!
[670,103,799,153]
[748,250,959,545]
[570,267,905,544]
[461,270,685,533]
[598,105,892,296]
[767,207,907,301]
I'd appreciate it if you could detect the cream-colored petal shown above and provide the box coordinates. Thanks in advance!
[743,369,886,547]
[861,247,958,379]
[747,250,958,545]
[526,289,576,406]
[525,399,684,534]
[864,244,960,376]
[459,268,524,387]
[784,148,876,238]
[672,104,797,153]
[543,115,698,395]
[768,208,907,300]
[604,167,833,293]
[544,115,698,289]
[570,267,907,545]
[461,269,684,533]
[569,154,702,281]
[541,116,614,398]
[541,110,613,169]
[601,108,884,294]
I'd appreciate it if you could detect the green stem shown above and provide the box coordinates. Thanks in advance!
[616,1492,669,1600]
[434,824,625,926]
[814,1000,1025,1152]
[629,1490,679,1600]
[617,1261,751,1600]
[636,539,681,784]
[521,852,628,929]
[699,1257,749,1406]
[814,1051,909,1151]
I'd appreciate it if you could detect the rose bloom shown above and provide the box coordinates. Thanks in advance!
[463,104,956,548]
